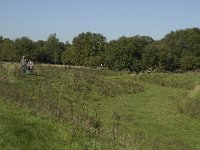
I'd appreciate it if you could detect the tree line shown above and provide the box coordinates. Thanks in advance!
[1,28,200,72]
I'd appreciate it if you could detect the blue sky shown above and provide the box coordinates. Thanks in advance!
[0,0,199,43]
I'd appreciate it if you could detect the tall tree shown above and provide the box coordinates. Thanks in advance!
[105,35,153,72]
[15,37,34,60]
[42,33,65,64]
[69,32,107,66]
[35,40,47,63]
[0,38,16,61]
[161,28,200,71]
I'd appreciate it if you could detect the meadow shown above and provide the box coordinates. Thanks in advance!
[0,61,200,150]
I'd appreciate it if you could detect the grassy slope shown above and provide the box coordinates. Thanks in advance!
[0,97,111,150]
[0,97,69,150]
[0,62,200,149]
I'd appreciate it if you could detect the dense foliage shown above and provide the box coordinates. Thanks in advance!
[1,28,200,72]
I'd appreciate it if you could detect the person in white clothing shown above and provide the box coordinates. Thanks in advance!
[27,59,33,74]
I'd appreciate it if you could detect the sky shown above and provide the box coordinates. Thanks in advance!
[0,0,200,43]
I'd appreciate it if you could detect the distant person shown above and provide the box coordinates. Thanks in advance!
[20,56,27,74]
[27,59,33,74]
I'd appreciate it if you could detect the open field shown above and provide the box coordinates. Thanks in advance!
[0,62,200,150]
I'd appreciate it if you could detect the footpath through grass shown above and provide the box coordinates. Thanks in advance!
[0,62,200,149]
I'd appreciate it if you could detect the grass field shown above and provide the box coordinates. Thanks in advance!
[0,62,200,150]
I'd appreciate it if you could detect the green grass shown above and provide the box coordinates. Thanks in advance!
[0,97,68,150]
[0,97,115,150]
[135,72,200,90]
[1,61,200,149]
[98,84,200,149]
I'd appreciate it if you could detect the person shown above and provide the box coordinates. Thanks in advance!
[20,56,27,74]
[27,59,33,74]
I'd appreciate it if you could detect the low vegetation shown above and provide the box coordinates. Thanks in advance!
[0,62,200,149]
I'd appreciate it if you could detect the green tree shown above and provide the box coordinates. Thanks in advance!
[0,36,3,43]
[34,40,47,63]
[14,37,34,60]
[46,33,59,64]
[105,35,153,72]
[162,28,200,71]
[69,32,107,66]
[61,43,73,65]
[0,38,16,61]
[142,42,178,71]
[179,51,200,70]
[41,33,65,64]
